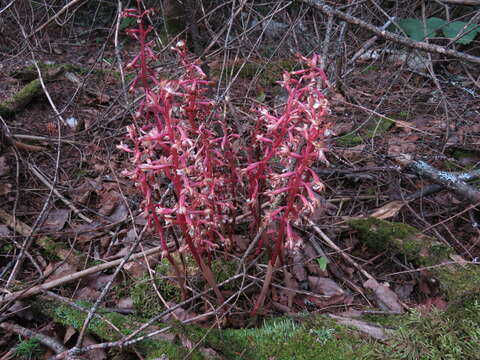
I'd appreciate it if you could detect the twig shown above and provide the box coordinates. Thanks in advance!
[0,241,165,305]
[28,164,94,224]
[28,0,88,38]
[0,321,67,354]
[298,0,480,64]
[303,216,375,281]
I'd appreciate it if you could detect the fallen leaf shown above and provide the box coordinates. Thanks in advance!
[117,297,134,309]
[0,182,12,196]
[394,282,415,300]
[308,276,344,297]
[45,262,77,282]
[292,251,307,283]
[0,156,10,177]
[76,287,101,301]
[363,279,404,313]
[71,178,103,205]
[85,274,115,290]
[83,334,107,360]
[107,202,128,223]
[63,326,77,344]
[369,200,405,219]
[41,209,70,231]
[0,225,11,237]
[160,302,197,322]
[98,191,122,216]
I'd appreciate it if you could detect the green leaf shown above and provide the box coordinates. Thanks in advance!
[316,256,329,271]
[426,17,446,31]
[397,18,424,41]
[392,17,446,42]
[442,21,479,45]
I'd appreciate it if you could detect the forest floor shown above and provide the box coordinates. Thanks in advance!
[1,6,480,360]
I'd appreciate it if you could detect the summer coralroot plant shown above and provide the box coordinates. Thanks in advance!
[119,0,332,310]
[119,1,239,303]
[246,54,331,264]
[245,54,331,313]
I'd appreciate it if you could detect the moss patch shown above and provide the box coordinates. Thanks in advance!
[370,295,480,359]
[131,261,182,319]
[336,117,394,148]
[349,217,480,300]
[181,316,373,360]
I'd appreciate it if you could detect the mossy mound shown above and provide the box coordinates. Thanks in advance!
[30,291,480,360]
[349,217,480,300]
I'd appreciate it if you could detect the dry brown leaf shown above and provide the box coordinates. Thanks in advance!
[63,326,77,344]
[76,287,101,301]
[369,200,405,219]
[292,251,307,283]
[308,276,344,297]
[0,182,12,196]
[117,297,134,309]
[85,274,115,290]
[338,144,366,162]
[71,178,102,205]
[45,262,77,282]
[42,209,70,231]
[0,225,11,237]
[0,156,10,177]
[363,279,404,313]
[98,191,121,216]
[160,302,197,323]
[83,334,107,360]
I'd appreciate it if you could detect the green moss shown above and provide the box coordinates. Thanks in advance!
[211,257,239,290]
[371,295,480,359]
[364,117,394,138]
[350,218,418,255]
[179,316,373,360]
[336,117,394,148]
[349,217,455,266]
[131,261,181,318]
[46,299,203,359]
[433,265,480,300]
[0,79,41,117]
[336,133,364,147]
[350,217,480,301]
[14,337,42,359]
[362,65,380,73]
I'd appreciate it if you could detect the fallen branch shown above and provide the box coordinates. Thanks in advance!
[0,321,67,355]
[0,245,164,305]
[297,0,480,65]
[397,154,480,203]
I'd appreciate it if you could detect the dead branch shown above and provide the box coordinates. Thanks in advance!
[0,245,164,305]
[0,321,67,355]
[298,0,480,65]
[435,0,480,4]
[397,154,480,203]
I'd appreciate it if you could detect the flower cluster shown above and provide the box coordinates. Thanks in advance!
[119,4,238,270]
[119,1,332,296]
[245,54,331,262]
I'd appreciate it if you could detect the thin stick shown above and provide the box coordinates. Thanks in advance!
[303,216,375,281]
[299,0,480,64]
[0,241,164,305]
[28,0,88,38]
